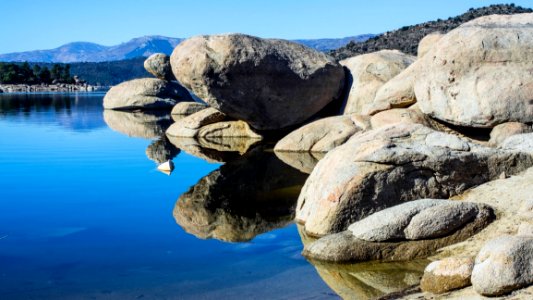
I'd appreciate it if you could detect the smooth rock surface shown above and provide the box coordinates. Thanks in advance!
[369,108,429,129]
[170,33,345,130]
[103,78,192,110]
[144,53,174,80]
[417,32,443,58]
[297,123,533,236]
[489,122,532,147]
[420,257,474,294]
[340,50,415,114]
[415,14,533,128]
[347,199,483,242]
[171,102,207,115]
[471,235,533,296]
[274,115,368,153]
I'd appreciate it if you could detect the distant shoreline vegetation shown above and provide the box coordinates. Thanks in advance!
[0,62,75,85]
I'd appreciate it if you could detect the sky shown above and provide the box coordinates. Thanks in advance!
[1,0,532,54]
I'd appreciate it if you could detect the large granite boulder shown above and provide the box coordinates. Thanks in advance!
[274,114,368,153]
[415,13,533,128]
[340,50,415,114]
[420,257,474,294]
[170,33,345,130]
[173,148,308,242]
[144,53,175,80]
[103,78,193,110]
[471,235,533,296]
[296,124,533,236]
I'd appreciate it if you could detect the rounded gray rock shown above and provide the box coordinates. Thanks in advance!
[144,53,174,80]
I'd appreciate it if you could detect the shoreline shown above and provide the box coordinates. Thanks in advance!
[0,83,108,93]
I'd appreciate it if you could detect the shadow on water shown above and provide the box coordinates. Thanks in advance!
[0,92,107,131]
[297,225,428,299]
[173,146,309,242]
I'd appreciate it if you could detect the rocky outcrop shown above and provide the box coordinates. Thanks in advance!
[296,124,533,236]
[274,115,368,153]
[166,107,262,139]
[103,110,172,139]
[347,199,489,242]
[339,50,415,115]
[471,235,533,296]
[171,102,207,116]
[420,257,474,294]
[144,53,175,80]
[415,13,533,128]
[417,32,443,58]
[103,78,193,110]
[173,148,308,242]
[170,33,345,130]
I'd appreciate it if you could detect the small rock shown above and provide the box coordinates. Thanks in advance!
[420,257,474,294]
[144,53,175,80]
[489,122,532,146]
[471,235,533,296]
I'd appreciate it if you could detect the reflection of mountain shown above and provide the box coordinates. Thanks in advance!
[297,225,427,299]
[103,110,173,139]
[174,147,309,242]
[0,93,106,132]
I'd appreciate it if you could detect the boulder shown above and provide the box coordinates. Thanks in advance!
[144,53,175,80]
[415,13,533,128]
[490,122,532,147]
[340,50,415,114]
[173,147,308,242]
[369,107,429,129]
[348,199,485,242]
[500,132,533,154]
[170,33,345,130]
[103,78,193,110]
[471,235,533,296]
[420,257,474,294]
[171,102,207,115]
[296,123,533,236]
[274,114,368,153]
[103,110,172,139]
[367,59,421,115]
[417,32,443,58]
[166,107,262,139]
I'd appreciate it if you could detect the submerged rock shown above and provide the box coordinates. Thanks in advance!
[144,53,175,81]
[103,78,193,110]
[170,33,345,130]
[296,124,533,236]
[340,50,415,115]
[471,235,533,296]
[420,257,474,294]
[173,148,308,242]
[415,13,533,128]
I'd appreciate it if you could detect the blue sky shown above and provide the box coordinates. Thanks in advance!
[1,0,532,53]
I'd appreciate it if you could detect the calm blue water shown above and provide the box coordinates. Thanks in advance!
[0,93,337,299]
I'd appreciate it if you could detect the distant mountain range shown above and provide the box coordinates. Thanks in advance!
[0,35,374,63]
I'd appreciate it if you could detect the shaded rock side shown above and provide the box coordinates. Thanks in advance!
[170,33,345,130]
[103,78,193,110]
[340,50,415,115]
[296,123,533,236]
[415,13,533,128]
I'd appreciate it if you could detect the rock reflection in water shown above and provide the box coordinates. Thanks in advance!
[146,136,180,164]
[167,136,260,163]
[298,225,427,300]
[174,147,309,242]
[103,109,173,139]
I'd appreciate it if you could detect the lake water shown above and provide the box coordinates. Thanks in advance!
[0,93,426,300]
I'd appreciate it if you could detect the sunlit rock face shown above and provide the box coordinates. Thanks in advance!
[103,110,173,139]
[173,147,309,242]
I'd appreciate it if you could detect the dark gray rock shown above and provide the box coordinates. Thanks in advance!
[144,53,175,80]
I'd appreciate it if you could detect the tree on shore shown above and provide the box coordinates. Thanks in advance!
[0,62,75,84]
